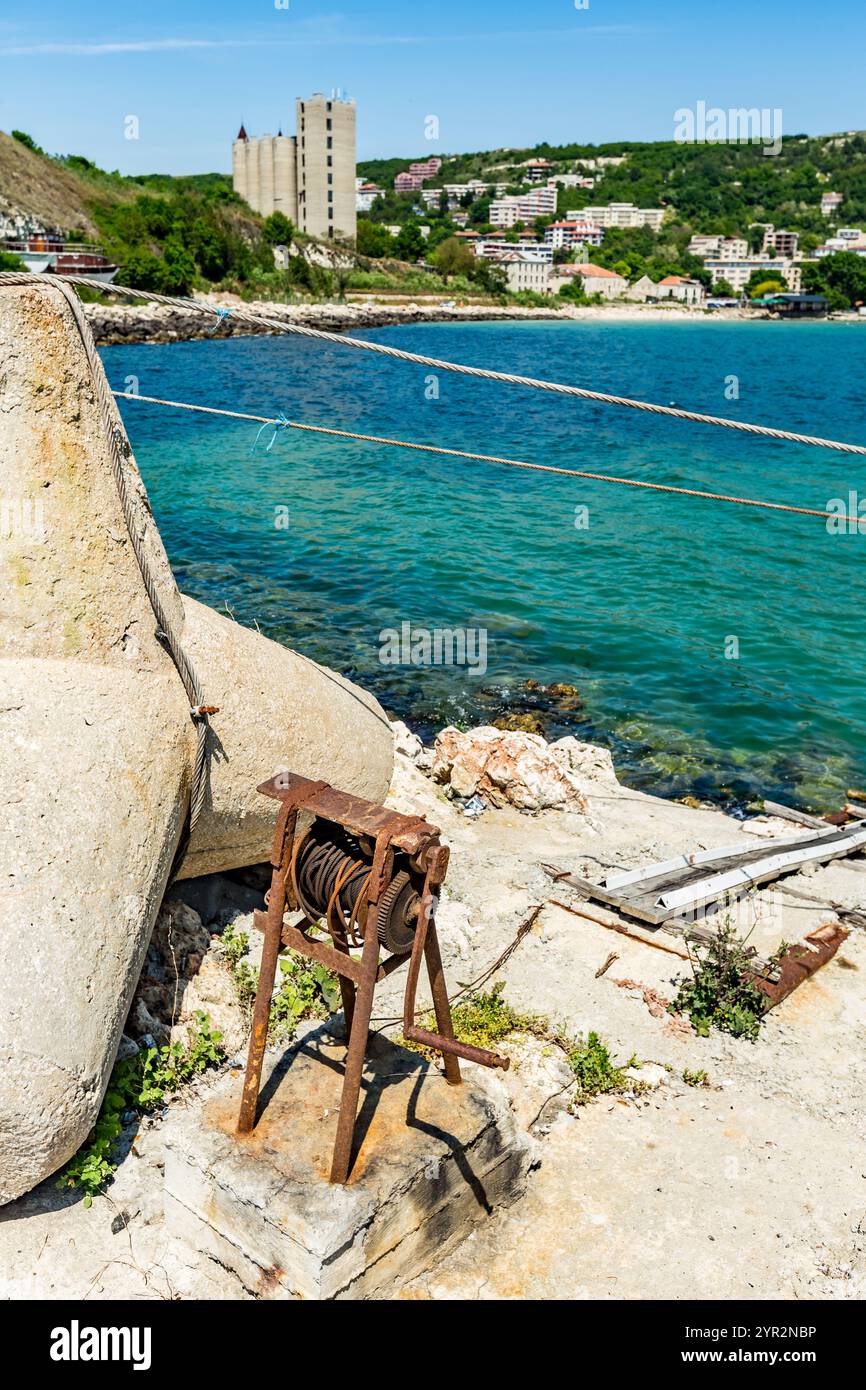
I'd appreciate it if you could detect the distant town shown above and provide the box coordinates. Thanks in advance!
[351,152,864,314]
[2,104,865,318]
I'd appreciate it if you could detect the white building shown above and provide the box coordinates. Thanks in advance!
[548,173,595,191]
[489,186,558,227]
[550,262,627,298]
[704,258,801,292]
[821,191,843,217]
[572,203,664,232]
[655,275,706,307]
[477,233,553,262]
[687,235,748,261]
[543,219,604,250]
[420,180,508,210]
[356,182,382,212]
[496,251,551,294]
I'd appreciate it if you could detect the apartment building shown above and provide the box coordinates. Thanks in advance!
[821,191,843,217]
[704,257,801,292]
[476,233,553,262]
[544,219,604,250]
[687,235,748,261]
[356,181,383,212]
[394,171,423,192]
[232,92,356,240]
[490,185,557,227]
[762,226,799,257]
[573,202,665,232]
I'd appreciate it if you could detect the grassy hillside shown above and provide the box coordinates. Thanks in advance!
[0,130,135,237]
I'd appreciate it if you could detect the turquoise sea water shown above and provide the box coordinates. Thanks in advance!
[106,319,866,812]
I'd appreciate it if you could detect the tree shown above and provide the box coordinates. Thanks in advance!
[803,251,866,308]
[748,278,787,300]
[558,280,590,305]
[356,219,394,258]
[430,236,475,282]
[261,211,295,247]
[711,278,737,297]
[743,268,785,299]
[747,224,766,253]
[0,250,24,270]
[11,130,42,154]
[118,249,164,292]
[159,237,197,295]
[394,222,424,261]
[472,257,508,295]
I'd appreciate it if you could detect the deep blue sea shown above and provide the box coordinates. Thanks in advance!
[105,318,866,812]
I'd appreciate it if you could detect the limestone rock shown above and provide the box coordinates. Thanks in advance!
[432,725,590,812]
[391,718,423,762]
[127,900,249,1056]
[489,1034,576,1131]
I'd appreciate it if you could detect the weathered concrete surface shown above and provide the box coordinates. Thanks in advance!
[0,283,194,1205]
[0,281,392,1204]
[178,597,392,879]
[164,1024,534,1299]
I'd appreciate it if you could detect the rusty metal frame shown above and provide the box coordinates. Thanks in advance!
[237,772,509,1183]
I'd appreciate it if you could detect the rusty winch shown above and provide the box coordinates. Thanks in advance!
[237,772,509,1182]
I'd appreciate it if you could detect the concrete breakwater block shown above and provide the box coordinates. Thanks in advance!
[164,1026,534,1299]
[0,279,393,1204]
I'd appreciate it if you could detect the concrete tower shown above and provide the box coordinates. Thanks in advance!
[231,94,356,241]
[295,92,356,240]
[232,124,249,204]
[273,131,298,220]
[258,135,276,217]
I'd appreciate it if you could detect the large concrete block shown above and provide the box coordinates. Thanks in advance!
[164,1026,534,1299]
[0,280,392,1203]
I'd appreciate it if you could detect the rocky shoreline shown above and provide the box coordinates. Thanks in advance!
[84,294,753,346]
[3,717,865,1299]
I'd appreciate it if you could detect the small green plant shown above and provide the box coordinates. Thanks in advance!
[683,1067,710,1087]
[221,923,259,1008]
[221,921,249,971]
[222,924,340,1035]
[399,981,539,1059]
[671,922,780,1041]
[269,954,341,1037]
[567,1031,629,1105]
[56,1012,225,1205]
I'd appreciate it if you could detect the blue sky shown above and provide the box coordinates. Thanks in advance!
[0,1,862,174]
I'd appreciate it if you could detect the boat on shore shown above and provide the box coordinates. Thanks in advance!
[0,235,119,282]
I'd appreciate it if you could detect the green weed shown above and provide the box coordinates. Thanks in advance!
[56,1012,225,1205]
[671,922,782,1041]
[682,1067,710,1087]
[567,1031,629,1105]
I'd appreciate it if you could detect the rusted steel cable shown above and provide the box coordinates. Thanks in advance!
[1,270,865,456]
[113,391,864,525]
[371,903,544,1026]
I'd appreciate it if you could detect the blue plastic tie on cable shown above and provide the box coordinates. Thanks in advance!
[207,306,232,335]
[250,411,291,454]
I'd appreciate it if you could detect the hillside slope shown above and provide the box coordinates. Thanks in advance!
[0,131,137,235]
